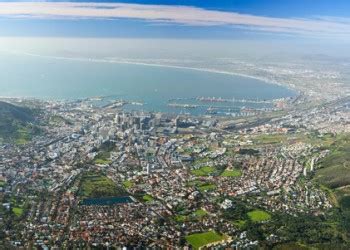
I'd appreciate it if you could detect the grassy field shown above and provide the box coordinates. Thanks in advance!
[247,209,271,222]
[78,172,125,198]
[220,169,242,177]
[198,183,216,192]
[193,209,207,217]
[123,180,134,189]
[175,215,188,222]
[94,158,112,165]
[185,231,227,249]
[9,196,27,218]
[12,207,24,217]
[188,179,216,192]
[142,194,154,202]
[191,166,216,176]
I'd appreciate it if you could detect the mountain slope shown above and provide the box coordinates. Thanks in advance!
[0,101,38,144]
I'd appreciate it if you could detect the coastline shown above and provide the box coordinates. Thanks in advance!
[6,50,299,95]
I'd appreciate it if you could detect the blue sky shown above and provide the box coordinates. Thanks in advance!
[0,0,349,39]
[43,0,350,17]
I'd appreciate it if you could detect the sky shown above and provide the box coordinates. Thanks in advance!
[0,0,349,40]
[0,0,350,100]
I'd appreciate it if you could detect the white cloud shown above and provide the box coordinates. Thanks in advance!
[0,2,349,36]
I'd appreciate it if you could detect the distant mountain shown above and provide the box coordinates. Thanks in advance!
[0,101,38,144]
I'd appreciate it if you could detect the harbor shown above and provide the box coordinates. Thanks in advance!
[166,96,293,116]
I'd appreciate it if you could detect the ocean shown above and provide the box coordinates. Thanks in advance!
[0,54,296,115]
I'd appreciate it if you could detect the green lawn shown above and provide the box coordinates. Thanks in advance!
[193,209,207,217]
[78,172,126,198]
[175,215,188,222]
[190,180,216,192]
[12,207,24,217]
[247,210,271,222]
[191,166,216,176]
[186,231,227,249]
[0,180,5,187]
[123,180,134,189]
[143,194,154,202]
[198,183,216,192]
[220,169,242,177]
[94,158,112,165]
[187,180,203,187]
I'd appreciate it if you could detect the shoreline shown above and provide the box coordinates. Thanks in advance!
[6,50,300,95]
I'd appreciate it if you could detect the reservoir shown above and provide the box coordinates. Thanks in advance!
[81,196,134,206]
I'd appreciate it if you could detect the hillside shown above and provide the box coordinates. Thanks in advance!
[0,101,38,144]
[314,134,350,235]
[315,134,350,190]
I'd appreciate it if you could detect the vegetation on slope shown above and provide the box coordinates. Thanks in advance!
[311,134,350,240]
[315,134,350,189]
[0,101,40,144]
